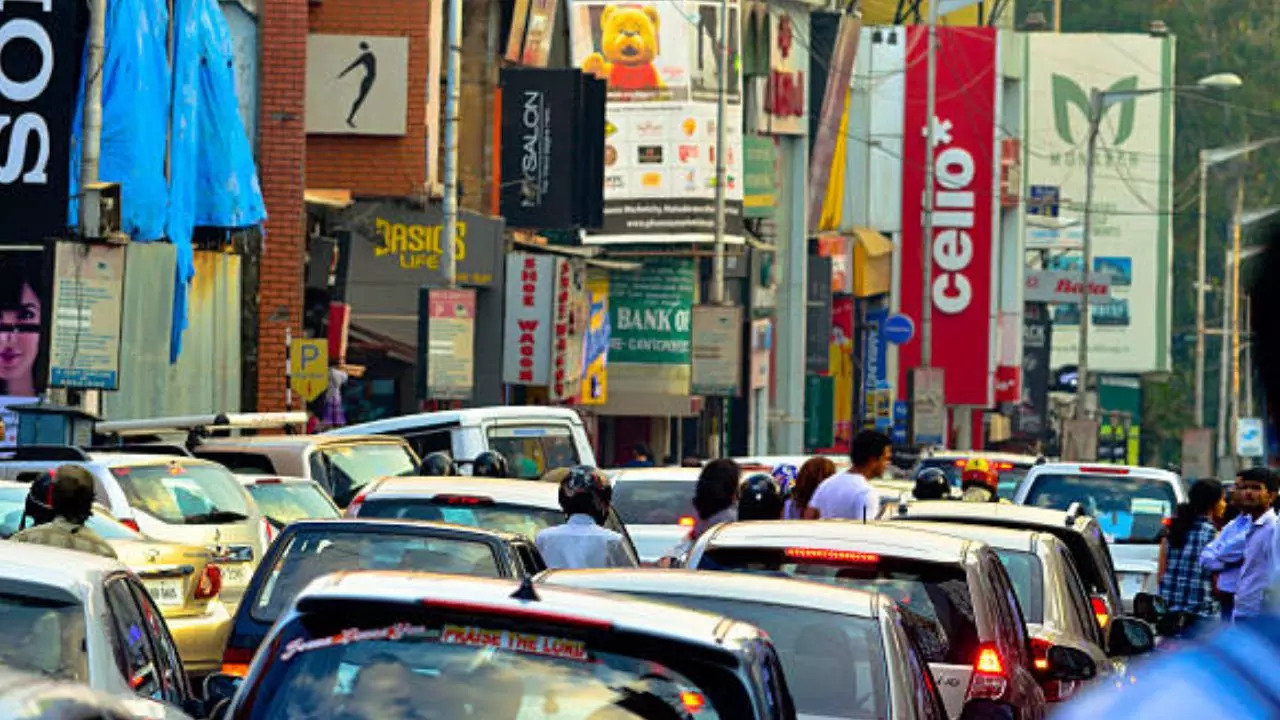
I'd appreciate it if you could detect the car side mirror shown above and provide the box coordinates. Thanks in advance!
[203,673,243,713]
[1131,592,1166,624]
[1043,644,1097,682]
[959,699,1017,720]
[1107,616,1156,657]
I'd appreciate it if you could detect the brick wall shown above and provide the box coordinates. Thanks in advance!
[256,0,308,411]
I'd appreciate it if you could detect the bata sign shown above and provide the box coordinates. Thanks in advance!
[897,26,999,407]
[1024,270,1113,304]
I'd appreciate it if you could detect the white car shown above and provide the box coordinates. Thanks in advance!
[608,467,702,564]
[1013,463,1186,608]
[0,544,198,718]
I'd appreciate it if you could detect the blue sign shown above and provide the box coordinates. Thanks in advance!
[894,401,910,423]
[864,308,889,391]
[892,426,909,445]
[1028,185,1060,218]
[883,314,915,345]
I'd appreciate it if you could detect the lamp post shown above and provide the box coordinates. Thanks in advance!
[1077,73,1243,420]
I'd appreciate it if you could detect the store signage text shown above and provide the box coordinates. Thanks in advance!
[551,259,571,397]
[929,124,977,316]
[765,69,805,119]
[0,8,55,185]
[519,89,546,208]
[374,217,469,270]
[516,257,541,382]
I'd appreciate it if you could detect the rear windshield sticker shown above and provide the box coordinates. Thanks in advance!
[280,622,428,661]
[441,624,588,662]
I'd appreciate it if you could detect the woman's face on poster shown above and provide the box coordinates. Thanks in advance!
[0,283,41,383]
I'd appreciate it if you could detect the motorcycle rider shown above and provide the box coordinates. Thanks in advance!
[960,458,1001,503]
[913,467,952,501]
[470,450,510,478]
[420,452,458,476]
[535,465,634,569]
[738,473,785,521]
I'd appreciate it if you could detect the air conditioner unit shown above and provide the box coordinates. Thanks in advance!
[82,182,126,242]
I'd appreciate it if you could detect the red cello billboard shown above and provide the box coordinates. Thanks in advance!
[897,25,999,407]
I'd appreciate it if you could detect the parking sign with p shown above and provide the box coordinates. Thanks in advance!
[290,339,329,401]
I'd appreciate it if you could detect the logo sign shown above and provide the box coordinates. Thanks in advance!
[898,25,998,407]
[305,35,409,136]
[1024,270,1113,304]
[290,339,328,402]
[1053,74,1137,146]
[424,289,475,401]
[883,314,915,345]
[1,0,84,246]
[1237,418,1266,459]
[503,253,555,386]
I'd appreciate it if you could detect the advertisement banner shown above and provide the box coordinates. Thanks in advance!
[743,135,776,218]
[1024,269,1113,305]
[829,295,855,453]
[569,0,745,242]
[0,249,50,397]
[691,305,742,396]
[1025,33,1173,372]
[897,25,998,407]
[505,0,559,67]
[503,253,556,385]
[48,242,124,390]
[762,7,808,135]
[580,269,610,404]
[2,0,84,246]
[305,35,409,136]
[548,258,587,402]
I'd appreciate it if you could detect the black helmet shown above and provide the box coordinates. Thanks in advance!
[471,451,509,478]
[21,470,55,530]
[420,452,458,477]
[913,467,951,501]
[737,473,784,521]
[558,465,611,523]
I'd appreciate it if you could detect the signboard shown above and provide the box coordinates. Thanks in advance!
[548,258,587,402]
[1237,418,1265,459]
[579,269,610,404]
[290,338,328,401]
[750,318,772,390]
[1,0,83,246]
[862,307,889,406]
[691,305,742,396]
[47,242,124,390]
[830,295,855,452]
[883,314,914,345]
[1024,270,1112,305]
[1015,303,1052,439]
[763,7,808,135]
[608,258,695,365]
[503,253,556,386]
[806,255,832,375]
[305,34,409,136]
[425,288,475,400]
[909,367,946,446]
[743,135,776,218]
[569,0,745,242]
[897,26,998,407]
[994,365,1020,404]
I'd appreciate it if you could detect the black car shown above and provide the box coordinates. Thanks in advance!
[219,518,546,676]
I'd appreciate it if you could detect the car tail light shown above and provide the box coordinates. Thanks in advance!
[433,494,493,506]
[221,646,253,677]
[1080,466,1130,475]
[678,516,695,528]
[966,644,1008,701]
[194,564,222,601]
[260,517,278,547]
[1029,639,1080,703]
[119,518,141,533]
[993,462,1014,471]
[784,547,879,564]
[1090,596,1110,628]
[1030,637,1051,671]
[681,690,707,713]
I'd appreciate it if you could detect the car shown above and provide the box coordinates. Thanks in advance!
[0,544,200,718]
[234,475,340,529]
[913,451,1045,500]
[686,520,1057,719]
[326,406,596,479]
[0,666,197,720]
[608,467,701,564]
[539,567,965,719]
[732,455,852,474]
[206,572,798,719]
[0,449,269,614]
[1013,463,1185,608]
[219,518,545,676]
[345,475,642,564]
[882,501,1126,633]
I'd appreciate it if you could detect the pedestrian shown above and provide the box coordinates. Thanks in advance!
[10,465,117,560]
[624,444,655,468]
[804,430,891,522]
[1209,468,1277,621]
[535,466,634,569]
[1203,478,1253,620]
[1158,479,1224,634]
[785,456,835,519]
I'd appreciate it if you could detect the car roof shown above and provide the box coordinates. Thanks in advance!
[889,500,1084,530]
[195,434,407,452]
[85,452,225,469]
[0,543,124,599]
[363,477,561,509]
[327,406,584,436]
[538,568,882,617]
[282,518,527,544]
[608,467,703,483]
[1027,463,1180,481]
[702,520,974,565]
[297,571,760,649]
[892,520,1049,555]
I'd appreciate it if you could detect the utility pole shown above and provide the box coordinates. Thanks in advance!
[709,0,730,305]
[1230,180,1244,466]
[1194,154,1207,427]
[440,0,462,287]
[1216,181,1241,477]
[80,0,106,223]
[920,0,937,367]
[1076,91,1101,418]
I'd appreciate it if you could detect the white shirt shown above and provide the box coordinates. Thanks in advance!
[808,471,880,522]
[535,514,634,569]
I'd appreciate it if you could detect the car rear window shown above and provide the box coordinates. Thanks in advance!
[359,499,566,540]
[992,549,1044,624]
[612,480,695,525]
[250,531,500,623]
[317,444,419,508]
[1025,473,1177,543]
[699,548,979,665]
[112,463,251,525]
[246,483,340,525]
[0,589,86,682]
[485,425,580,479]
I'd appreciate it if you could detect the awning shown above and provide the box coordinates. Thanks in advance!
[510,238,643,271]
[304,189,353,209]
[852,227,893,298]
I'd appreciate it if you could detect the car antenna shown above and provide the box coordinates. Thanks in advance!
[511,576,540,602]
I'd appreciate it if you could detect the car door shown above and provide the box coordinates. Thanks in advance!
[126,577,192,707]
[984,556,1044,719]
[103,575,168,701]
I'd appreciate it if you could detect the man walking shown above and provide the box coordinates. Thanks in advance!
[804,430,892,522]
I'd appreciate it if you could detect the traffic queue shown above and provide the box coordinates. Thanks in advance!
[0,409,1215,719]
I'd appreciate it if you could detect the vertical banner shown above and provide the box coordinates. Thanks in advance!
[548,258,586,403]
[807,12,861,230]
[47,242,125,390]
[425,288,476,400]
[580,269,610,404]
[503,253,555,385]
[829,295,855,453]
[500,69,589,229]
[1015,302,1052,439]
[897,25,998,407]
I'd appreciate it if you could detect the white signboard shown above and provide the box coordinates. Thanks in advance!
[1237,418,1265,459]
[306,34,409,136]
[1024,270,1113,305]
[502,253,555,386]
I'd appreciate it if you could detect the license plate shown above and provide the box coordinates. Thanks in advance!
[145,578,185,608]
[219,563,248,585]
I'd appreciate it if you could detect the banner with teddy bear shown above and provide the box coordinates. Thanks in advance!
[570,0,746,243]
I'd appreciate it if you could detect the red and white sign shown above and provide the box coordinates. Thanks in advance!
[548,258,586,402]
[1024,270,1113,304]
[503,253,555,385]
[897,26,999,407]
[995,365,1021,404]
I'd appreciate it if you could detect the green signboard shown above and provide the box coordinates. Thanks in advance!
[805,374,834,451]
[743,135,777,219]
[609,258,696,365]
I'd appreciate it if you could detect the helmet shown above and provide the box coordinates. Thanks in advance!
[738,473,784,521]
[770,464,798,496]
[21,471,55,529]
[471,451,510,478]
[420,452,458,477]
[913,467,951,500]
[558,465,611,523]
[961,458,999,492]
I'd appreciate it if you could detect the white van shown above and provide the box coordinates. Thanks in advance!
[325,407,596,479]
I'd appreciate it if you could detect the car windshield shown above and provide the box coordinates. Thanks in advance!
[992,549,1044,624]
[1025,473,1177,543]
[359,499,566,540]
[635,594,887,719]
[612,480,695,525]
[111,463,251,525]
[0,588,87,682]
[700,548,979,665]
[247,483,340,525]
[485,425,580,479]
[250,530,501,623]
[245,609,750,720]
[319,444,419,508]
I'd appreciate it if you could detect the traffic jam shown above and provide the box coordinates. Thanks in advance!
[0,407,1218,719]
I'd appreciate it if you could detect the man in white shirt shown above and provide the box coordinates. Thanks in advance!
[805,430,893,522]
[535,466,635,569]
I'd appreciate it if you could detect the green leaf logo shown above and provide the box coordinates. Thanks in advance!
[1051,74,1139,146]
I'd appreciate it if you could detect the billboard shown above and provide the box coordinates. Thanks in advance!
[569,0,745,242]
[0,249,50,398]
[1024,33,1174,372]
[897,25,999,407]
[305,34,409,136]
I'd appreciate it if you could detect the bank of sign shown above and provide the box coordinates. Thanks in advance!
[896,25,998,407]
[608,258,695,365]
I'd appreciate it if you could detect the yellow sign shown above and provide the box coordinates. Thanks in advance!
[374,216,468,270]
[290,339,328,401]
[580,270,609,405]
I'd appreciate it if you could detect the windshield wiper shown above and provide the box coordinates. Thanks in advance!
[185,509,250,524]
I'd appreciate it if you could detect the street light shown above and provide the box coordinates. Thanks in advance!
[1077,73,1243,419]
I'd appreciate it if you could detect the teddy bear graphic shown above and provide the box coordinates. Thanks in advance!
[582,5,666,92]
